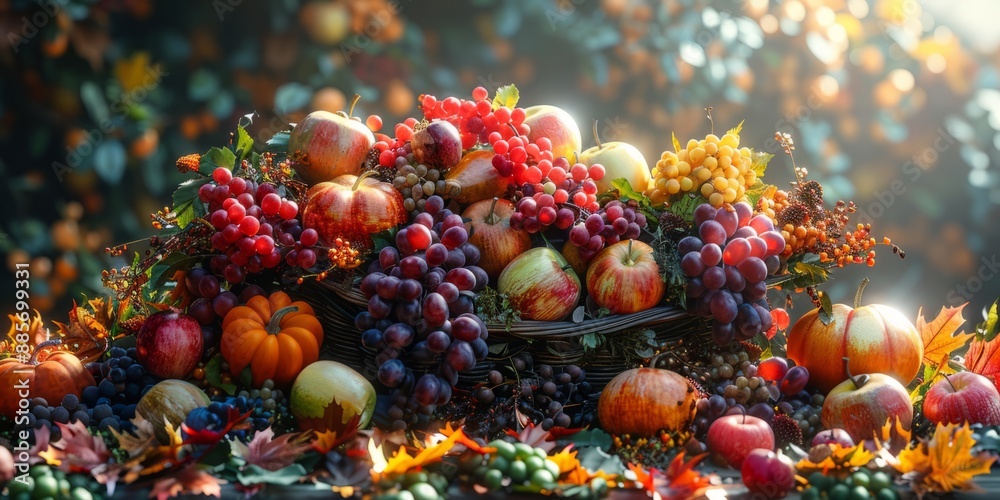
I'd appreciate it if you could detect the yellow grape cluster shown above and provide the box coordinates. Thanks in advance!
[646,133,756,208]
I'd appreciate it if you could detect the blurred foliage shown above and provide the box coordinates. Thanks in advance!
[1,0,999,319]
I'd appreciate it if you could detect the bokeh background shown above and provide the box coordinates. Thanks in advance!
[2,0,999,326]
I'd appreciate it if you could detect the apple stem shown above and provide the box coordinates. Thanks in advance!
[267,306,300,334]
[352,170,378,191]
[625,239,635,266]
[29,339,63,365]
[348,94,361,117]
[854,277,870,309]
[739,404,747,425]
[842,357,869,389]
[592,119,602,149]
[943,372,957,392]
[486,197,500,225]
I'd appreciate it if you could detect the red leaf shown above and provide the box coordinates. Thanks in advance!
[40,421,111,474]
[232,428,313,471]
[148,465,224,500]
[966,334,1000,390]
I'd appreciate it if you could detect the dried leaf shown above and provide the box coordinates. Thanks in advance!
[40,421,111,474]
[230,428,313,471]
[110,413,158,458]
[28,424,51,465]
[796,442,875,476]
[918,304,974,373]
[966,332,1000,391]
[52,298,115,362]
[148,465,224,500]
[311,414,360,454]
[378,427,476,477]
[551,446,617,487]
[505,422,559,453]
[628,463,655,494]
[5,310,49,357]
[891,423,995,496]
[662,452,713,499]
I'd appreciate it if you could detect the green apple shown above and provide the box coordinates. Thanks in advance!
[291,360,376,433]
[579,120,651,195]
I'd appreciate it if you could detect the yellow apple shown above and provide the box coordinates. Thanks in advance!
[579,121,651,195]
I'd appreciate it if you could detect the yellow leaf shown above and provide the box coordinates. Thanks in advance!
[672,131,681,153]
[491,84,519,111]
[114,52,159,92]
[378,427,477,478]
[892,423,995,496]
[796,443,875,476]
[918,304,974,373]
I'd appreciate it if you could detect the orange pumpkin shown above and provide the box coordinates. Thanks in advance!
[786,280,922,394]
[221,291,323,388]
[0,341,96,418]
[597,367,698,436]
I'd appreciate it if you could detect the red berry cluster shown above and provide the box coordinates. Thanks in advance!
[199,167,319,282]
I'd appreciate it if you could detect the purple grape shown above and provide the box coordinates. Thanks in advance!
[444,248,466,269]
[392,300,421,325]
[436,282,460,303]
[425,243,448,267]
[723,238,751,266]
[444,267,477,291]
[681,252,706,277]
[743,280,768,301]
[378,359,406,387]
[379,247,400,270]
[422,293,449,325]
[735,303,761,339]
[383,323,415,348]
[753,303,773,334]
[711,320,735,346]
[747,402,775,423]
[694,204,717,227]
[703,266,726,290]
[737,256,768,283]
[678,236,704,256]
[699,220,727,246]
[733,226,757,239]
[749,215,775,234]
[399,255,429,279]
[725,266,746,292]
[764,255,780,275]
[376,276,402,300]
[446,340,476,371]
[780,366,810,396]
[427,330,451,353]
[461,243,481,266]
[733,202,753,227]
[398,279,423,301]
[361,328,383,348]
[710,291,738,323]
[708,394,727,418]
[687,278,706,298]
[466,266,488,292]
[700,243,722,266]
[450,316,481,342]
[714,208,738,237]
[414,374,441,406]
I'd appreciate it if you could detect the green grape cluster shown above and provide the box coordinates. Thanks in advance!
[802,470,899,500]
[477,440,561,492]
[373,470,449,500]
[4,465,104,500]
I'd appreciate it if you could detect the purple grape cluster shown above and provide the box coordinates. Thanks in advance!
[680,202,785,345]
[354,195,490,430]
[568,199,648,260]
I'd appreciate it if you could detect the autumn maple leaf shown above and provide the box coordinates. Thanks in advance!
[917,304,974,374]
[891,423,995,497]
[148,465,224,500]
[966,332,1000,392]
[40,421,111,474]
[627,453,714,499]
[230,428,314,471]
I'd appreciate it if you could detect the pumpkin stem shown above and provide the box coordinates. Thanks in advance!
[30,339,63,364]
[486,197,501,225]
[348,94,361,117]
[592,119,602,149]
[842,357,869,389]
[266,305,299,335]
[854,277,870,309]
[943,372,957,392]
[352,170,378,191]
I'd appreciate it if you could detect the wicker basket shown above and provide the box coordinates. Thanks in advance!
[299,278,711,393]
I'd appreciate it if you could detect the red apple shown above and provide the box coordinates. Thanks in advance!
[302,172,408,250]
[288,98,375,185]
[924,371,1000,426]
[586,240,664,314]
[706,410,775,468]
[579,120,651,195]
[522,105,582,160]
[497,247,581,321]
[136,311,204,379]
[463,198,532,281]
[811,428,855,448]
[741,448,796,499]
[821,358,912,447]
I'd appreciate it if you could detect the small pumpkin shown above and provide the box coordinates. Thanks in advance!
[0,340,96,418]
[136,379,211,443]
[221,291,323,387]
[597,367,698,437]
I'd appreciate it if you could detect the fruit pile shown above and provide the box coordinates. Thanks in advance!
[11,83,992,500]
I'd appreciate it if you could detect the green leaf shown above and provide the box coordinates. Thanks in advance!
[199,439,232,467]
[727,120,744,137]
[199,147,236,176]
[818,291,834,326]
[671,131,681,153]
[749,150,773,177]
[487,342,509,355]
[744,180,772,208]
[491,84,519,110]
[234,126,254,165]
[205,354,238,396]
[611,178,649,205]
[567,429,613,450]
[977,299,999,341]
[666,194,709,223]
[265,131,290,153]
[172,177,210,229]
[581,333,602,350]
[146,253,202,299]
[789,260,830,288]
[236,464,308,486]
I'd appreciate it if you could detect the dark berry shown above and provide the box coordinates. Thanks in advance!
[109,367,126,383]
[31,405,50,421]
[81,386,100,405]
[51,406,70,424]
[72,411,90,426]
[61,393,80,411]
[126,365,145,382]
[98,379,116,398]
[93,404,113,422]
[109,347,127,358]
[98,417,120,432]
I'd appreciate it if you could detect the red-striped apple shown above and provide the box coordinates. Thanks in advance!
[821,358,912,447]
[586,240,664,314]
[289,98,375,185]
[522,105,582,161]
[497,247,580,321]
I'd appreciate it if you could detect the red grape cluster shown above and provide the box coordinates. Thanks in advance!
[679,202,785,345]
[508,157,607,235]
[354,195,490,429]
[418,87,529,151]
[199,167,319,282]
[568,200,648,260]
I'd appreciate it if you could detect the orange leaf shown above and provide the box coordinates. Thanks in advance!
[891,423,995,496]
[966,333,1000,391]
[662,452,713,498]
[628,463,655,493]
[918,304,974,373]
